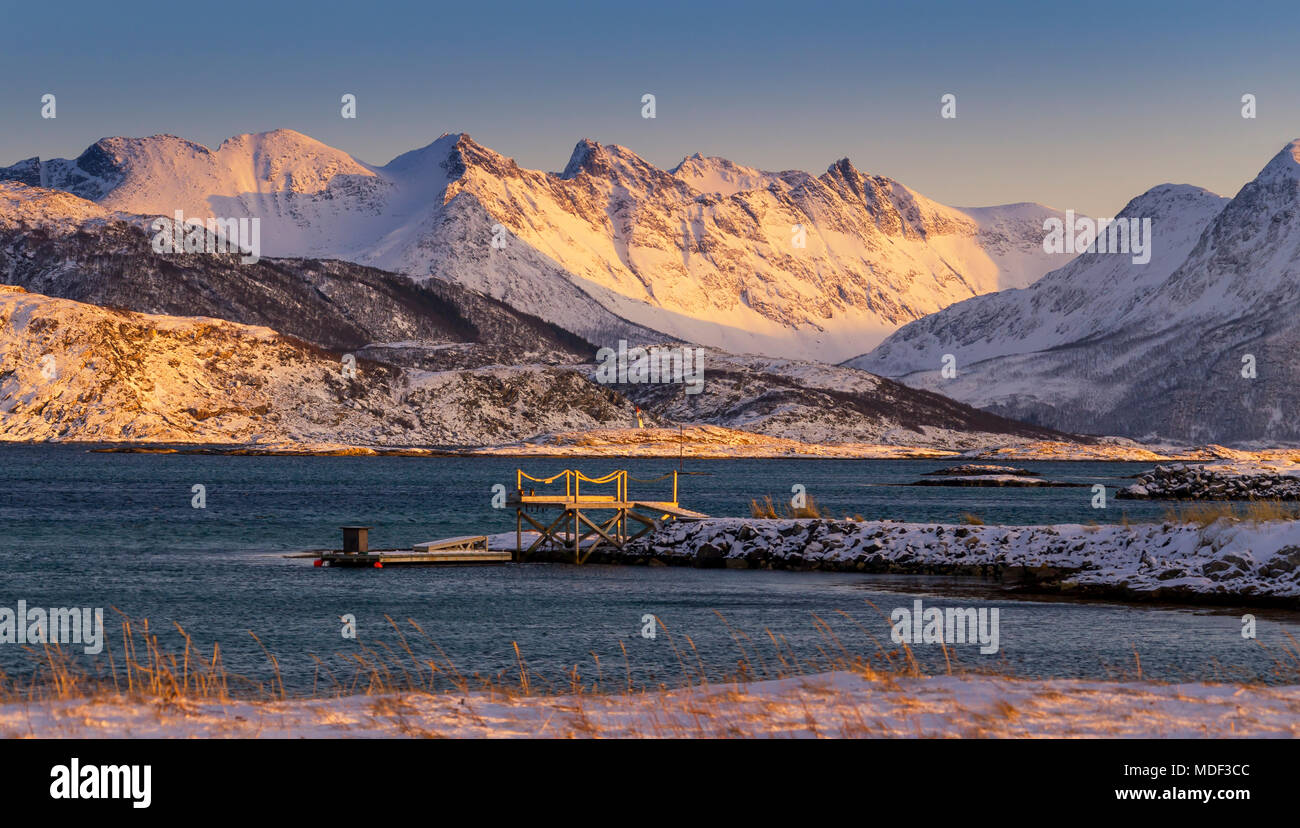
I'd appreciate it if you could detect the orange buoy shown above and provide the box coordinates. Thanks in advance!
[313,559,323,567]
[374,561,383,568]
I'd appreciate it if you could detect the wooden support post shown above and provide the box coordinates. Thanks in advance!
[519,509,569,559]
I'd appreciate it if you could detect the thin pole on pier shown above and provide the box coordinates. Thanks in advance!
[678,382,686,472]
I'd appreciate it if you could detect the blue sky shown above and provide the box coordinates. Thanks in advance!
[3,0,1298,216]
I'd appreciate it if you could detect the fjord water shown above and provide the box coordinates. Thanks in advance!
[1,445,1296,693]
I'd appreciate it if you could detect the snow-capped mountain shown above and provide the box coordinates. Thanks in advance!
[851,140,1300,445]
[855,184,1228,374]
[1,130,1068,361]
[0,181,1077,448]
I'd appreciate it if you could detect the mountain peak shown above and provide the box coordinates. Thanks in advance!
[559,139,656,181]
[671,154,790,196]
[828,157,860,178]
[0,157,42,187]
[216,128,326,150]
[560,138,608,178]
[1256,138,1300,182]
[94,134,213,157]
[383,132,476,176]
[1113,183,1225,220]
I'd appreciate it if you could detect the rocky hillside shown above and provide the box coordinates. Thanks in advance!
[0,285,637,444]
[0,182,592,368]
[600,350,1077,446]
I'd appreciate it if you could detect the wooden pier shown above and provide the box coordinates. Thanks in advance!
[511,469,708,564]
[310,468,706,568]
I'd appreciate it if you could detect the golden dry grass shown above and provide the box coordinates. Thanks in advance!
[1162,499,1300,526]
[4,610,1298,739]
[749,494,833,519]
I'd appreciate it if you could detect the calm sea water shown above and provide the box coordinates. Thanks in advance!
[1,445,1296,693]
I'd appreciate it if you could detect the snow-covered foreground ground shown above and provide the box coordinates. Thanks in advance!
[4,672,1298,738]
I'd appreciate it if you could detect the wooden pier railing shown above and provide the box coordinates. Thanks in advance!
[511,469,702,563]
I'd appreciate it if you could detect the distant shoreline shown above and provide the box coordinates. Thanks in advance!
[0,435,1258,463]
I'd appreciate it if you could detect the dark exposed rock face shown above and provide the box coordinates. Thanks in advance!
[0,158,42,187]
[0,216,593,367]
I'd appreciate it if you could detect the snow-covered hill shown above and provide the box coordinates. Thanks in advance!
[0,281,1080,449]
[0,182,592,365]
[602,350,1073,447]
[0,285,638,445]
[851,140,1300,445]
[2,130,1068,361]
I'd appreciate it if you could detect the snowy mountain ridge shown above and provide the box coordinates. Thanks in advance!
[851,139,1300,445]
[2,129,1071,361]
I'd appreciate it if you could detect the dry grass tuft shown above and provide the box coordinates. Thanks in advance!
[749,494,833,519]
[1162,499,1300,526]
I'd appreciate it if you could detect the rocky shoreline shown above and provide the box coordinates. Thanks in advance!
[1120,461,1300,500]
[527,517,1300,606]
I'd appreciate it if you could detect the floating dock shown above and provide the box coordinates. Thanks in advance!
[316,534,511,567]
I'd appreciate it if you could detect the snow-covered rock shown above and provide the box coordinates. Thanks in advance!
[600,517,1300,601]
[1119,460,1300,500]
